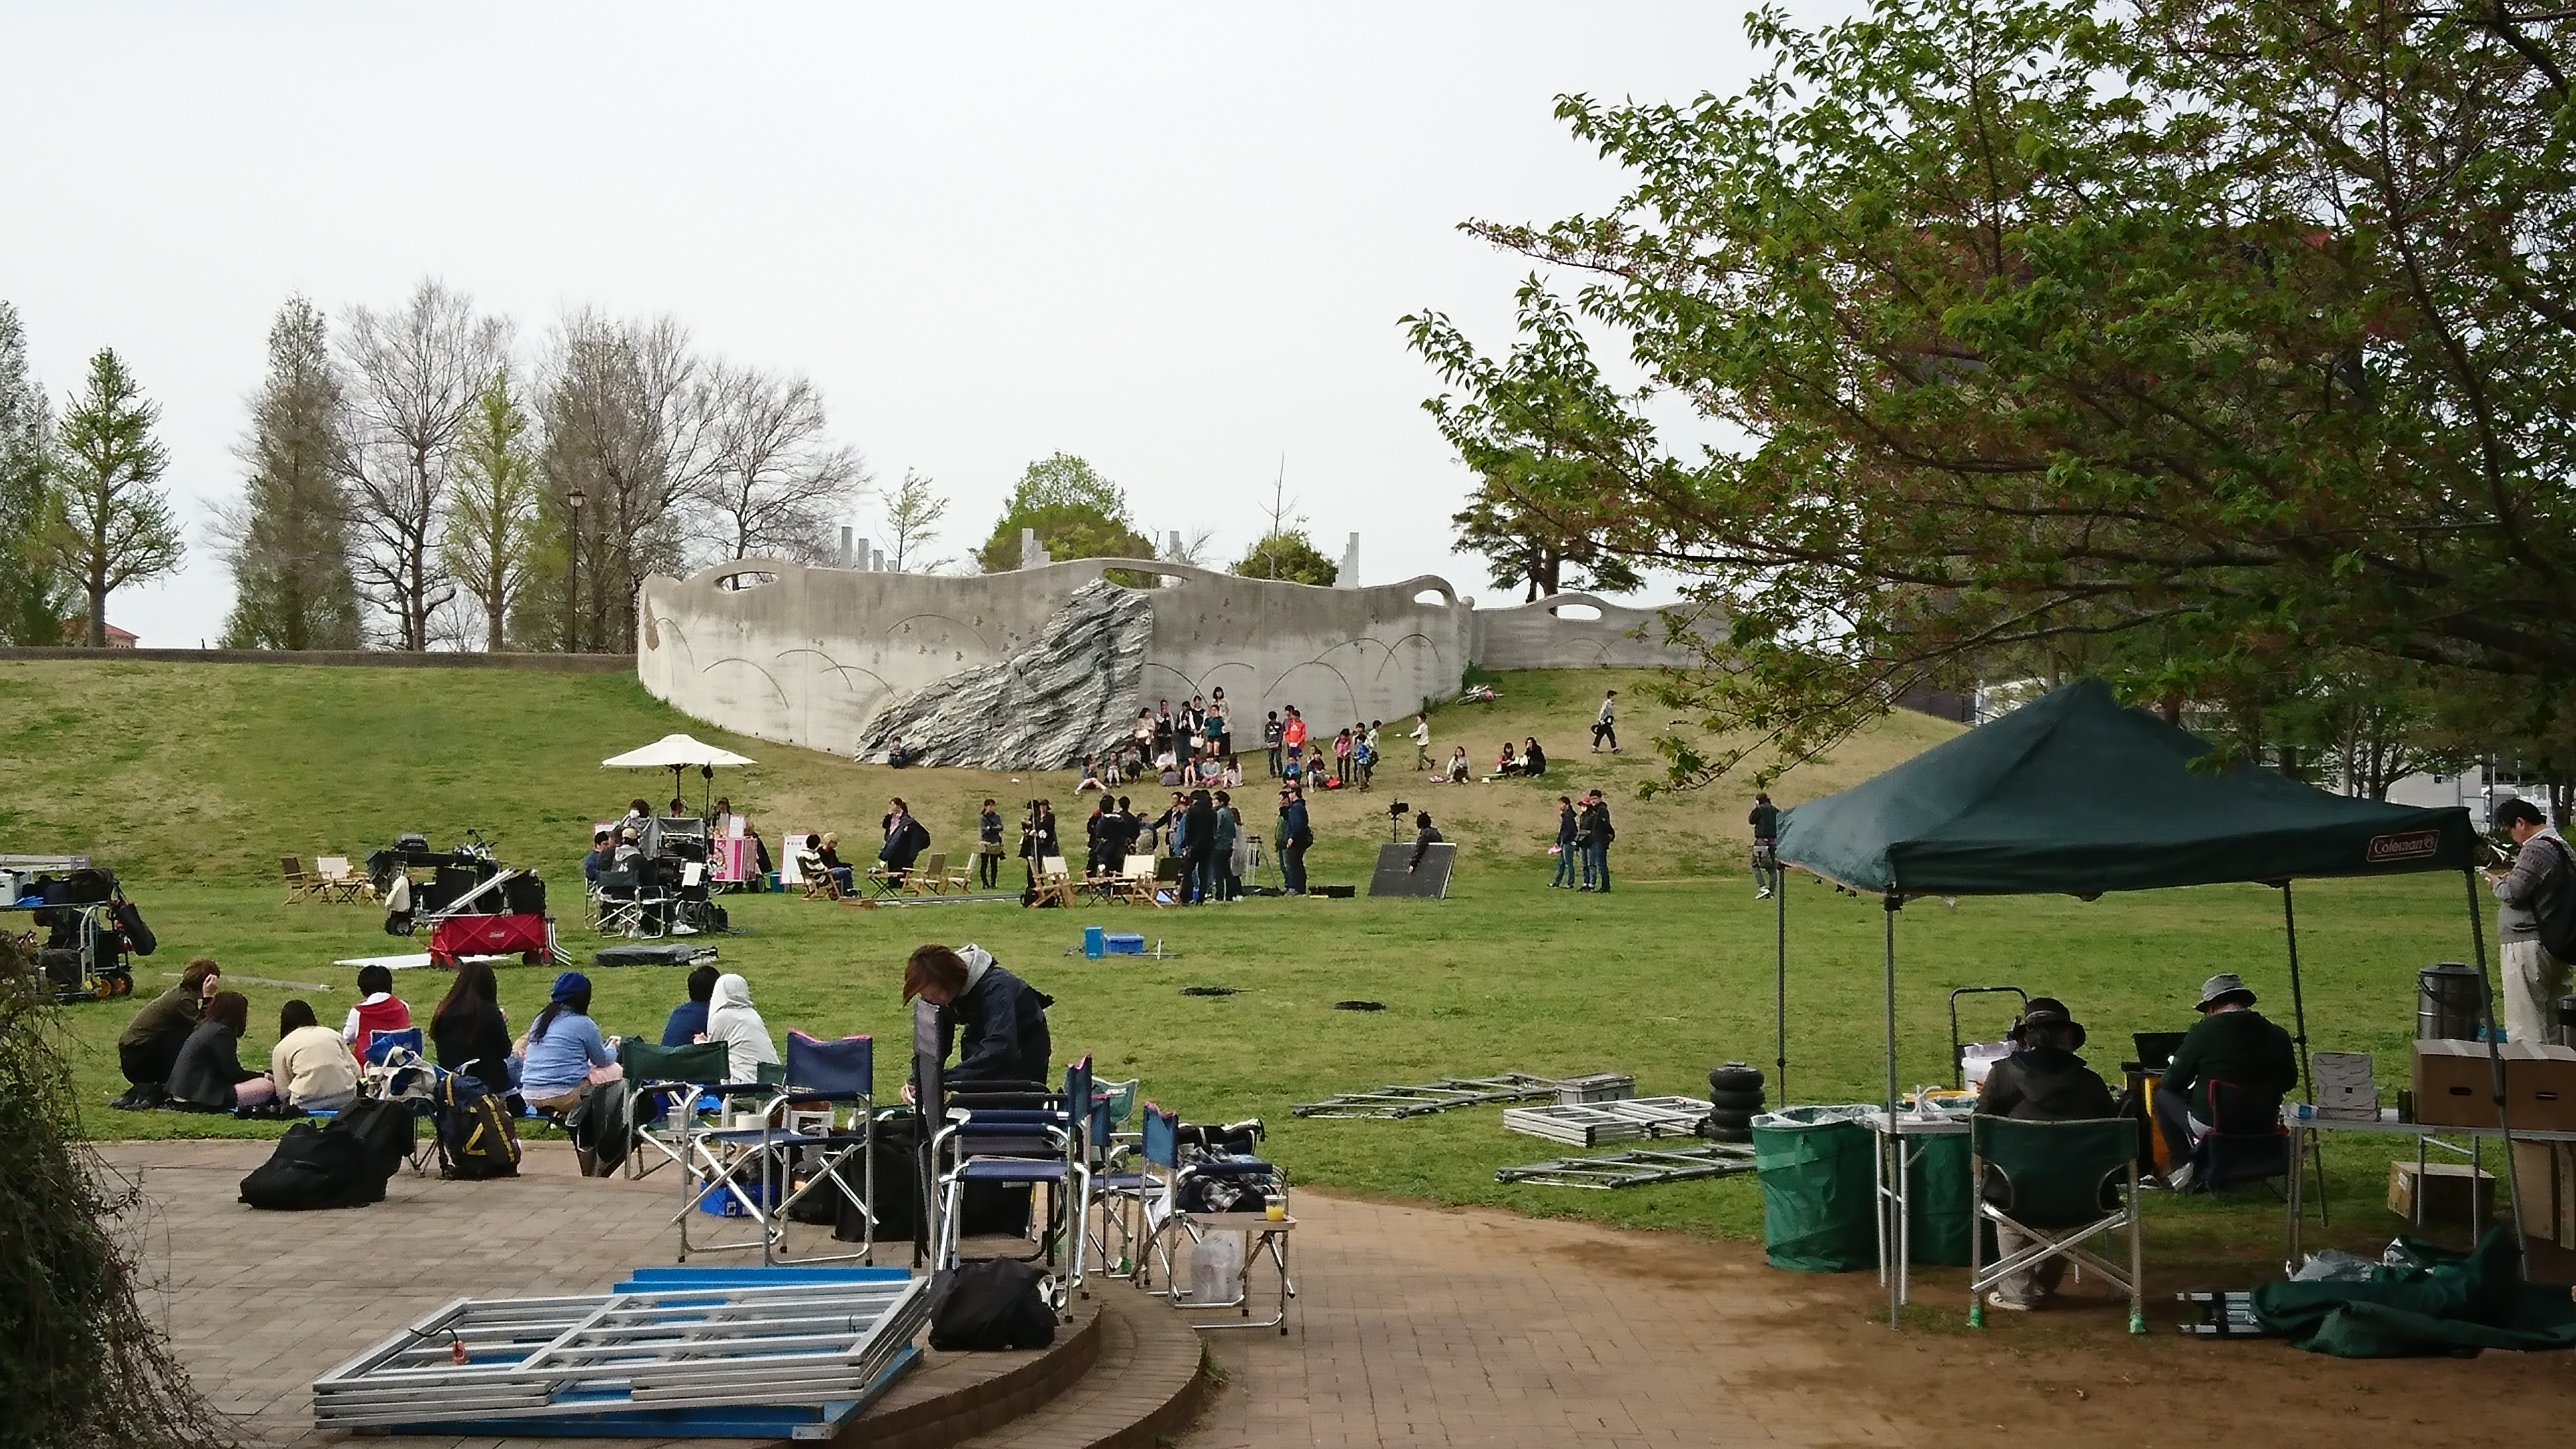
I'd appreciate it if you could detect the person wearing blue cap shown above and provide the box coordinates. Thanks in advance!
[519,971,620,1118]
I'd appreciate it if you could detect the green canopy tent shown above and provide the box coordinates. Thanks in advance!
[1768,679,2513,1320]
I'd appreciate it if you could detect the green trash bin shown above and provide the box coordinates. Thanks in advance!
[1904,1130,1981,1268]
[1751,1106,1880,1273]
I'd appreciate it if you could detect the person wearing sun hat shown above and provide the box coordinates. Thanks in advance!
[2153,973,2297,1188]
[1974,997,2118,1310]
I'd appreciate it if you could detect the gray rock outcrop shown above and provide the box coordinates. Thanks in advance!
[854,580,1150,769]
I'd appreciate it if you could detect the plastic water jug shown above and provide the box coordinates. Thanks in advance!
[1188,1232,1244,1304]
[1083,925,1106,959]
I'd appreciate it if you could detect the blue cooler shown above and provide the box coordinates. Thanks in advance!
[1106,933,1146,955]
[1083,925,1106,958]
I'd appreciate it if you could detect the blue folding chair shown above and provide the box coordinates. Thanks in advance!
[1091,1099,1173,1281]
[751,1032,879,1266]
[1139,1107,1295,1333]
[932,1057,1093,1308]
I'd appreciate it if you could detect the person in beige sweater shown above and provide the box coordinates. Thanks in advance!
[270,999,361,1112]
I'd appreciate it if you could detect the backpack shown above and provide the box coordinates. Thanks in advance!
[237,1118,397,1211]
[114,900,156,957]
[2536,837,2576,963]
[927,1259,1057,1351]
[335,1096,419,1179]
[435,1073,523,1180]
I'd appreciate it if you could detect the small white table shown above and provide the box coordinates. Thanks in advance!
[1861,1108,1972,1318]
[2280,1106,2576,1269]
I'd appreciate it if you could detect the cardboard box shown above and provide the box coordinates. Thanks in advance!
[2414,1038,2500,1127]
[2510,1042,2576,1132]
[2410,1040,2576,1132]
[2388,1159,2496,1225]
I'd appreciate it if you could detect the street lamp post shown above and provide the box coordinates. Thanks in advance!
[566,484,587,653]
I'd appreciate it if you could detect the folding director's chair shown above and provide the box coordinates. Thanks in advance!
[932,1057,1094,1309]
[1968,1115,2143,1333]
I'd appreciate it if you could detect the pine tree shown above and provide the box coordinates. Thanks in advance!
[218,298,362,649]
[52,350,184,647]
[0,303,69,644]
[442,366,541,651]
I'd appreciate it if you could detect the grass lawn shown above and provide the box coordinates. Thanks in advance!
[3,657,2510,1277]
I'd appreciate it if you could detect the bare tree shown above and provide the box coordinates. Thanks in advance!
[335,280,508,650]
[879,468,951,573]
[538,311,720,652]
[698,364,865,567]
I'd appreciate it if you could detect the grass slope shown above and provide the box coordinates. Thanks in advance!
[3,658,2486,1265]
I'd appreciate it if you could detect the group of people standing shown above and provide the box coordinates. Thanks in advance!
[1073,790,1252,903]
[1257,705,1387,791]
[1548,791,1619,892]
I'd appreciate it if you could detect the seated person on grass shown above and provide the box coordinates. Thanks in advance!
[1075,754,1104,793]
[431,959,518,1094]
[518,971,620,1116]
[814,833,855,894]
[1972,997,2117,1312]
[1522,737,1548,777]
[1446,746,1472,784]
[2153,973,2298,1189]
[167,990,278,1112]
[270,1000,361,1113]
[113,957,221,1108]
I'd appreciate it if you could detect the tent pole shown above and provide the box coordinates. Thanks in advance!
[1884,892,1901,1332]
[1775,868,1788,1108]
[2282,882,2327,1228]
[2463,866,2528,1260]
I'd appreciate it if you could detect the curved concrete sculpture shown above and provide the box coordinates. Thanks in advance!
[636,557,1710,765]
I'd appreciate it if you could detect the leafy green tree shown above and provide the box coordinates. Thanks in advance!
[218,297,362,650]
[1230,529,1338,586]
[0,302,69,644]
[974,452,1155,574]
[50,350,182,647]
[443,366,543,650]
[881,468,951,572]
[1410,0,2576,786]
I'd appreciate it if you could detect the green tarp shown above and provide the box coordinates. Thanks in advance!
[1773,680,2476,896]
[2252,1229,2576,1356]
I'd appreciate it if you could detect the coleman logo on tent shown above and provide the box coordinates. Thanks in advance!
[2365,830,2442,864]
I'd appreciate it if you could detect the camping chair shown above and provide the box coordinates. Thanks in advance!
[592,867,655,937]
[1118,854,1164,908]
[358,1030,440,1172]
[314,856,374,902]
[932,1057,1094,1309]
[905,853,951,898]
[2184,1079,2293,1195]
[352,1000,415,1070]
[1030,856,1077,909]
[1968,1116,2143,1333]
[746,1031,879,1265]
[796,849,846,902]
[1138,1109,1295,1333]
[281,856,321,904]
[669,1053,800,1260]
[619,1038,733,1182]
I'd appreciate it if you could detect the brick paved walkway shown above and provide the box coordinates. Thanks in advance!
[103,1140,1907,1448]
[1184,1196,1900,1448]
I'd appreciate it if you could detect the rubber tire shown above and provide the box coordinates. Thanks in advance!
[1704,1106,1756,1131]
[1703,1124,1753,1144]
[1706,1089,1766,1114]
[1708,1063,1764,1094]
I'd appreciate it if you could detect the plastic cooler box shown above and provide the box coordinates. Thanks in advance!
[1105,933,1146,955]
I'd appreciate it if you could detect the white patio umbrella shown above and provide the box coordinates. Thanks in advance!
[602,733,757,814]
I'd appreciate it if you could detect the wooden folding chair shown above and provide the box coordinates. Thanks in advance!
[1030,855,1077,908]
[1119,854,1165,908]
[907,853,951,897]
[281,856,319,904]
[799,853,845,901]
[314,855,375,903]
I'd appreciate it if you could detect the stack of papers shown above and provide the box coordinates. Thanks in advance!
[2310,1051,2377,1120]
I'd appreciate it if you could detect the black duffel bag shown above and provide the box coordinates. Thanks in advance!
[927,1259,1056,1351]
[239,1118,398,1211]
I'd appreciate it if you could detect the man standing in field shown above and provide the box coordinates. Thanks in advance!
[1591,689,1619,753]
[1749,792,1780,900]
[2488,798,2572,1046]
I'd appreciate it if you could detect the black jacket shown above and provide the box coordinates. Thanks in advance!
[1410,824,1446,870]
[2162,1009,2298,1110]
[1748,802,1779,841]
[1183,801,1217,856]
[166,1020,259,1110]
[938,962,1055,1087]
[1556,807,1579,845]
[1978,1047,2118,1122]
[433,998,515,1085]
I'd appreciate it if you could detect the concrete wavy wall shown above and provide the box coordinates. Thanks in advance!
[1470,592,1713,671]
[637,558,1484,756]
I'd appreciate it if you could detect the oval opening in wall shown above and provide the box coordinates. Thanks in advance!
[715,572,780,591]
[1413,588,1451,606]
[1551,602,1601,621]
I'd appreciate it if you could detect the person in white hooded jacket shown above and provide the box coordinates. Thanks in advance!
[704,973,782,1083]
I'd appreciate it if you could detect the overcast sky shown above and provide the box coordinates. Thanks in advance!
[1,3,1837,647]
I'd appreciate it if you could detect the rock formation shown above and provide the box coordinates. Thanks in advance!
[854,580,1151,769]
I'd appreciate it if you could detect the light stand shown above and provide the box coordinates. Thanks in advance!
[1387,800,1409,843]
[565,484,588,653]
